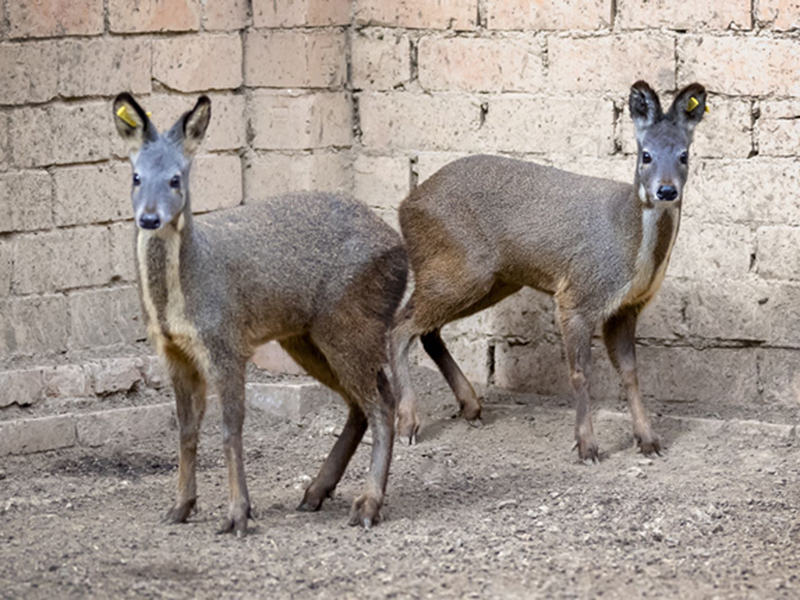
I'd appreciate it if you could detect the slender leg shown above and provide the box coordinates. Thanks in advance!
[298,404,368,511]
[215,368,251,537]
[164,356,206,523]
[557,306,599,462]
[420,329,481,422]
[603,307,661,455]
[349,392,395,529]
[392,314,421,444]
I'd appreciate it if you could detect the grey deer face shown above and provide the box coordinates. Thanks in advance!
[113,93,211,231]
[629,81,707,208]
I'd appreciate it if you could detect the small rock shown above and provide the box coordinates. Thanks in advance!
[496,499,518,510]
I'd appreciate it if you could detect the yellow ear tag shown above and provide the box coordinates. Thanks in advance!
[704,102,710,113]
[116,105,138,127]
[686,96,699,112]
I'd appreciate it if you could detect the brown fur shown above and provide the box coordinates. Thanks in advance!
[114,93,407,533]
[391,82,707,458]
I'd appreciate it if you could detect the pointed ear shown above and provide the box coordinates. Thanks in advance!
[667,83,707,136]
[178,96,211,156]
[629,80,663,138]
[112,93,156,153]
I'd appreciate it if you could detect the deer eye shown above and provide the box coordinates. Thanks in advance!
[641,151,652,164]
[169,175,181,189]
[679,151,688,165]
[132,173,141,186]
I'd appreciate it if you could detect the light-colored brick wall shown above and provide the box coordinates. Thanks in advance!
[2,0,800,419]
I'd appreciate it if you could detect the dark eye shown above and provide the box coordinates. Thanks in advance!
[679,151,688,165]
[169,175,181,189]
[132,173,141,186]
[641,151,652,164]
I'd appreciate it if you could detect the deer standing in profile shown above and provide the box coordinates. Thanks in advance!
[392,81,707,460]
[113,93,407,534]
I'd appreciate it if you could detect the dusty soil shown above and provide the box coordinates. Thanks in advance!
[1,370,799,599]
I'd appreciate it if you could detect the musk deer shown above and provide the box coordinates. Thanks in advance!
[113,93,407,534]
[392,81,707,460]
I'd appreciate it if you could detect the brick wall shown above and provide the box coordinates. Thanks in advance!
[1,0,799,417]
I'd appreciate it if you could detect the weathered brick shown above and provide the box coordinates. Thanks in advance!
[244,151,351,197]
[0,242,11,297]
[494,340,568,396]
[43,364,90,398]
[419,35,545,93]
[13,227,111,294]
[356,0,477,29]
[0,171,53,232]
[250,91,352,150]
[109,222,137,282]
[0,113,8,169]
[757,0,800,30]
[247,381,336,421]
[68,286,144,349]
[684,158,800,226]
[668,220,753,281]
[485,287,558,341]
[679,36,800,96]
[8,0,103,38]
[203,0,249,30]
[109,0,200,32]
[141,355,167,388]
[360,92,482,151]
[487,0,611,30]
[353,154,409,210]
[53,162,130,226]
[484,95,614,155]
[0,368,45,408]
[683,277,771,341]
[0,414,76,456]
[0,295,70,356]
[548,33,674,93]
[617,0,752,30]
[252,341,305,375]
[638,346,758,404]
[543,154,634,182]
[637,277,690,339]
[0,41,59,104]
[756,226,800,280]
[153,34,242,92]
[136,92,246,153]
[621,97,752,159]
[10,101,111,168]
[758,349,800,405]
[416,333,490,385]
[761,282,800,346]
[76,403,173,447]
[352,31,411,90]
[191,154,243,213]
[87,357,144,394]
[253,0,350,26]
[415,151,469,183]
[245,30,347,88]
[58,38,152,98]
[757,100,800,157]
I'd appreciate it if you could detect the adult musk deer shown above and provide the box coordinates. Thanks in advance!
[392,81,707,460]
[113,93,407,534]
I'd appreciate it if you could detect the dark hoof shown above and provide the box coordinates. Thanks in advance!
[164,498,196,524]
[636,434,662,456]
[461,402,482,422]
[467,417,484,429]
[296,486,328,512]
[396,418,419,446]
[348,494,381,530]
[574,439,600,463]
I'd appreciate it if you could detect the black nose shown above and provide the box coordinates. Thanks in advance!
[656,185,678,201]
[139,213,160,229]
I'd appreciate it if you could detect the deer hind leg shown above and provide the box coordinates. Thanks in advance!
[557,304,599,462]
[280,335,368,512]
[393,303,423,444]
[164,349,207,524]
[214,363,251,537]
[602,306,661,455]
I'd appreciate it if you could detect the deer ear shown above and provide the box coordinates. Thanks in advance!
[629,80,663,137]
[179,96,211,156]
[668,83,707,137]
[113,93,156,154]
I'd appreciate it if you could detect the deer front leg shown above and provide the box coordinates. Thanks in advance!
[558,308,599,462]
[164,354,206,524]
[216,370,251,537]
[603,307,661,455]
[420,329,482,422]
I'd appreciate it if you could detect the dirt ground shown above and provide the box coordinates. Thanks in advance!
[1,369,799,599]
